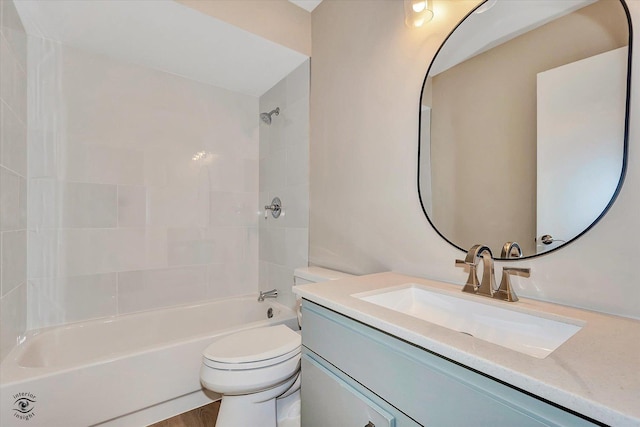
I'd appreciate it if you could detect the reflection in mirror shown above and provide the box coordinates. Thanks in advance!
[418,0,631,259]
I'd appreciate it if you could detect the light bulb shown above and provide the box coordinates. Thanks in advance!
[412,0,426,13]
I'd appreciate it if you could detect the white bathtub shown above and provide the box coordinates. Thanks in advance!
[0,295,298,427]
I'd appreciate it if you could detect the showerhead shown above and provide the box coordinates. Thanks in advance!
[260,107,280,125]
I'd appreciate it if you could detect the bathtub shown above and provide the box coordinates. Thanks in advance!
[0,295,298,427]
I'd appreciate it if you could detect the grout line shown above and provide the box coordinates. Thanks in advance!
[0,162,27,179]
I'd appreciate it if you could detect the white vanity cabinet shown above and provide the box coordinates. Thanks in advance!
[301,301,601,427]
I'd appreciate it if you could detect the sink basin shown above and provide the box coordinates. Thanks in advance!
[354,284,583,358]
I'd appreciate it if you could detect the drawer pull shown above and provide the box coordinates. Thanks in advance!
[364,422,375,427]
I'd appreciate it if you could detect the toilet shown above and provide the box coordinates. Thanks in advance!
[200,266,353,427]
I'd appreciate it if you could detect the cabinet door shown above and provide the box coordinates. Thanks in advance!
[302,354,395,427]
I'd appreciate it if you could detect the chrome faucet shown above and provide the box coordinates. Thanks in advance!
[258,289,278,302]
[456,244,530,302]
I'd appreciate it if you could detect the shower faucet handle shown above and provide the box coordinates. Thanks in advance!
[264,197,282,219]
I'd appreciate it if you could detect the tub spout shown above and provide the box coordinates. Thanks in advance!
[258,289,278,302]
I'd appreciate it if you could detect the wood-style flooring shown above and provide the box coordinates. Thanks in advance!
[149,401,220,427]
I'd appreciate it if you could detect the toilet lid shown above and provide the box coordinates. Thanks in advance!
[203,325,301,364]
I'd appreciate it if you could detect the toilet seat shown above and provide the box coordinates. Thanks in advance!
[203,346,300,370]
[203,325,301,370]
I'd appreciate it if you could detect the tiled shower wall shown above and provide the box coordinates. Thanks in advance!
[259,60,309,308]
[27,40,260,329]
[0,0,28,360]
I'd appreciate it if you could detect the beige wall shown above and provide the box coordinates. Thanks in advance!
[178,0,311,56]
[309,0,640,319]
[427,0,628,255]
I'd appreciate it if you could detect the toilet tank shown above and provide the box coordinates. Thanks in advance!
[293,266,354,285]
[293,267,353,328]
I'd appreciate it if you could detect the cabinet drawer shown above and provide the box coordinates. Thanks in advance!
[302,353,396,427]
[302,301,598,427]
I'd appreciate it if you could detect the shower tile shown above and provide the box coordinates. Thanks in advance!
[29,274,117,327]
[142,227,169,269]
[258,260,269,289]
[28,228,58,279]
[58,229,119,276]
[209,191,258,227]
[147,183,208,228]
[28,129,62,179]
[64,182,118,228]
[28,179,56,228]
[27,280,65,330]
[167,227,215,267]
[204,226,251,266]
[286,141,310,186]
[0,0,27,71]
[207,262,255,300]
[245,226,259,263]
[0,166,26,231]
[267,111,285,154]
[260,78,288,115]
[285,228,309,270]
[283,96,309,149]
[209,156,258,193]
[35,228,150,277]
[259,227,286,265]
[243,158,259,193]
[286,60,310,106]
[267,262,295,309]
[0,34,27,121]
[0,282,26,361]
[277,184,309,229]
[117,266,207,314]
[259,149,286,192]
[0,100,27,177]
[29,180,118,229]
[27,229,152,281]
[259,127,269,161]
[118,185,147,227]
[62,142,144,185]
[1,229,26,296]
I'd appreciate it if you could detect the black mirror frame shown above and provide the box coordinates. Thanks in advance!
[417,0,633,260]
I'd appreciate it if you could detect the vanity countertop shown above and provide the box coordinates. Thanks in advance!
[293,272,640,427]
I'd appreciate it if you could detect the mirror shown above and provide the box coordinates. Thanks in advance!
[418,0,631,259]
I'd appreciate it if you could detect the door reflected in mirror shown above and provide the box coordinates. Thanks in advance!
[418,0,631,259]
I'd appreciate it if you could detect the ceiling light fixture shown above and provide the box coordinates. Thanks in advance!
[404,0,434,28]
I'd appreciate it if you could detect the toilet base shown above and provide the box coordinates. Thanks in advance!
[277,389,300,427]
[214,373,299,427]
[216,394,277,427]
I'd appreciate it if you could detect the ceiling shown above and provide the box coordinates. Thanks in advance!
[288,0,323,12]
[14,0,309,97]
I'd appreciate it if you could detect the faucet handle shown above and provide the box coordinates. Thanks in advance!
[494,267,530,302]
[455,259,479,293]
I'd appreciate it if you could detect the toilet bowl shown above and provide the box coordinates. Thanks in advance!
[200,325,301,427]
[200,267,354,427]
